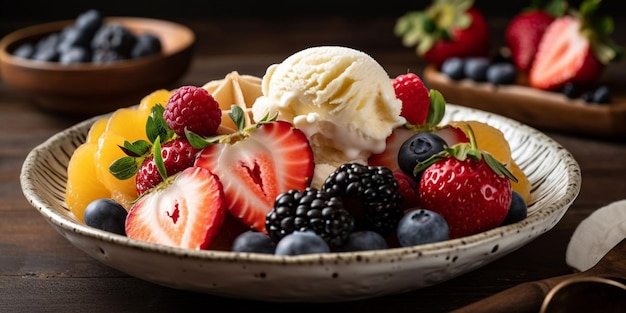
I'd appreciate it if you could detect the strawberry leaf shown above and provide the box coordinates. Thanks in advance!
[576,0,623,64]
[109,156,142,180]
[395,0,476,54]
[484,153,518,182]
[426,89,446,127]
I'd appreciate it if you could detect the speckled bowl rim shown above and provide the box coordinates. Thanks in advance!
[20,103,582,266]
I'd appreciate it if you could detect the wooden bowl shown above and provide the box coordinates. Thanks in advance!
[0,17,195,117]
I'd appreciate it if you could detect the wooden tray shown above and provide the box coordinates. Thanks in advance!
[423,65,626,139]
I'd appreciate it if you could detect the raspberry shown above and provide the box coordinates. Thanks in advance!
[392,73,430,125]
[136,138,200,195]
[163,86,222,137]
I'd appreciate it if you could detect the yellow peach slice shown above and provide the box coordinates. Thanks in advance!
[66,143,111,222]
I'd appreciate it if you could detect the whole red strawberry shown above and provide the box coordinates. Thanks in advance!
[416,125,516,238]
[395,0,489,67]
[125,166,226,250]
[164,85,222,137]
[135,138,200,195]
[392,73,430,125]
[529,0,622,90]
[505,0,567,72]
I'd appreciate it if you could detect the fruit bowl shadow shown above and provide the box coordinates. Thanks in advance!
[0,17,195,117]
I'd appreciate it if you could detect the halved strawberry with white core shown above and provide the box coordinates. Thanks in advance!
[529,16,603,90]
[528,1,622,90]
[125,166,226,250]
[434,124,469,146]
[368,127,415,171]
[194,120,314,232]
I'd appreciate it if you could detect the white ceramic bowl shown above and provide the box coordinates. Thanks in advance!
[20,104,581,302]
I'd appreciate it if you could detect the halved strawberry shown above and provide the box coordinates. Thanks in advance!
[368,127,415,172]
[433,124,469,146]
[368,124,468,172]
[125,166,226,250]
[528,0,622,90]
[193,112,314,232]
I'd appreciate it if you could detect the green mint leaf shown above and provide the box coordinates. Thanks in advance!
[146,104,174,143]
[109,156,141,180]
[185,128,219,149]
[228,105,246,131]
[152,137,168,181]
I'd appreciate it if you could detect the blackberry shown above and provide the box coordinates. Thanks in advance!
[322,163,404,236]
[265,187,354,248]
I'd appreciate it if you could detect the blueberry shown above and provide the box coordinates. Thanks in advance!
[75,9,103,35]
[440,57,465,80]
[92,49,125,64]
[397,132,447,178]
[12,43,35,59]
[334,231,388,252]
[501,191,528,226]
[32,34,61,61]
[591,85,611,104]
[84,198,128,235]
[231,231,276,254]
[486,62,517,85]
[464,57,490,81]
[35,33,61,52]
[397,209,449,247]
[32,48,59,62]
[60,46,91,64]
[91,24,137,58]
[561,82,580,99]
[275,231,330,255]
[131,34,162,58]
[57,26,93,53]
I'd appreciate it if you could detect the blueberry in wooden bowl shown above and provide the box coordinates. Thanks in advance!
[0,12,195,117]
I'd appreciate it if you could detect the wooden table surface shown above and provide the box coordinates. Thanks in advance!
[1,16,625,313]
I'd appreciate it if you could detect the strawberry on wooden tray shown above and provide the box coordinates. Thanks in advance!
[422,65,626,139]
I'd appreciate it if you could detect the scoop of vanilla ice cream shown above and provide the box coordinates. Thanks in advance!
[251,46,405,179]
